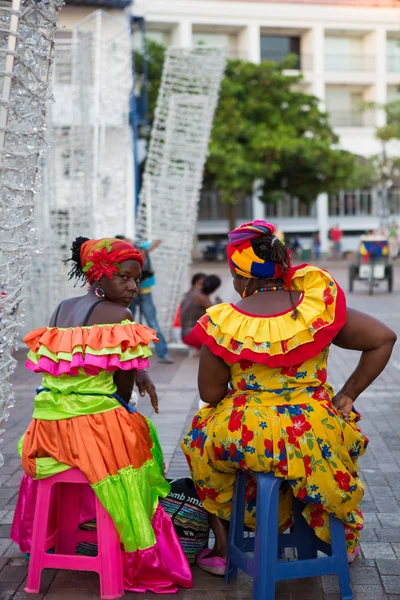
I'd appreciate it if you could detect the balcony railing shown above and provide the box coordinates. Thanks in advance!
[260,52,313,71]
[387,55,400,73]
[328,110,375,128]
[265,197,316,218]
[325,55,375,72]
[329,190,374,216]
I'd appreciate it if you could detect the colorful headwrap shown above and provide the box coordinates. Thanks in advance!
[227,220,289,280]
[80,238,144,285]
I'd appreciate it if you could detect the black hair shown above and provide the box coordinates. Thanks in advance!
[251,235,291,272]
[191,272,206,286]
[115,235,126,240]
[202,274,221,296]
[251,234,298,320]
[64,236,90,286]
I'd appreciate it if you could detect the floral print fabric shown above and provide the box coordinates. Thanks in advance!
[181,268,368,552]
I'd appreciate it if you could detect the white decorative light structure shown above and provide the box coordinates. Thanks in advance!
[0,0,63,465]
[136,47,225,341]
[25,9,134,331]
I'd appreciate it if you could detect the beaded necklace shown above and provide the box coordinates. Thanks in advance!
[250,284,284,295]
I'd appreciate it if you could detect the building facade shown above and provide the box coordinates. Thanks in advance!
[134,0,400,252]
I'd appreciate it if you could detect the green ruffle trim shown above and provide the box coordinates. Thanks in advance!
[92,460,170,552]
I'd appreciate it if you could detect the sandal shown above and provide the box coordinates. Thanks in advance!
[196,548,226,576]
[348,545,361,564]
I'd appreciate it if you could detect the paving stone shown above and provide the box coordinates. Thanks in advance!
[0,542,12,558]
[353,585,389,600]
[381,576,400,595]
[375,500,400,512]
[0,584,15,600]
[378,514,400,528]
[369,486,395,500]
[350,566,382,586]
[0,565,28,584]
[377,561,400,576]
[375,528,400,543]
[361,543,397,559]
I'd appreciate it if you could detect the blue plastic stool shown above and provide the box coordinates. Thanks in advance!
[225,471,353,600]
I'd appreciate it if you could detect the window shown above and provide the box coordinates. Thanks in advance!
[387,39,400,72]
[325,90,364,127]
[325,36,373,71]
[260,35,300,68]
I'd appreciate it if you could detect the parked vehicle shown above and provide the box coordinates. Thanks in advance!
[349,235,393,295]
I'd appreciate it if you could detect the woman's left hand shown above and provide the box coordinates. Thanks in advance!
[332,391,353,422]
[136,371,159,414]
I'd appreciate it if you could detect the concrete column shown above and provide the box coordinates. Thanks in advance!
[252,180,265,220]
[312,25,325,104]
[375,27,387,127]
[317,193,329,255]
[241,23,261,64]
[171,20,192,48]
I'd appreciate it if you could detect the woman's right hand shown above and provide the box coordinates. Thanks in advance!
[332,392,353,422]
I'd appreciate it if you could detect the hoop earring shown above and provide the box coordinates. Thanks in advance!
[94,287,105,299]
[242,281,250,299]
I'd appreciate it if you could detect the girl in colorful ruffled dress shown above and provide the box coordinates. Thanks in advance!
[181,220,396,575]
[11,236,192,594]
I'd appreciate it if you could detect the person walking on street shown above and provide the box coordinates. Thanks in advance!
[330,224,343,259]
[313,231,321,261]
[130,239,174,364]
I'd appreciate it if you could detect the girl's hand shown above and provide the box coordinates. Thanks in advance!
[136,371,159,414]
[332,391,354,422]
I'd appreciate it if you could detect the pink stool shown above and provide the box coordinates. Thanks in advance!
[25,469,124,599]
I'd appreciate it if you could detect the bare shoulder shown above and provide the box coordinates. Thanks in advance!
[90,301,133,325]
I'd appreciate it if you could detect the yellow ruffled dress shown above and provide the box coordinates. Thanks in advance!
[181,265,368,552]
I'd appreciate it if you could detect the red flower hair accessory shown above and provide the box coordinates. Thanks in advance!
[80,238,144,284]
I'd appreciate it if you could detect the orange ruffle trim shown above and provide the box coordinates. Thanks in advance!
[24,321,158,355]
[22,407,154,483]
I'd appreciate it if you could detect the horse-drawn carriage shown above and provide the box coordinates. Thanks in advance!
[348,235,393,295]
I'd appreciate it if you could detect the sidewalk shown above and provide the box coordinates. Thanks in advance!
[0,263,399,599]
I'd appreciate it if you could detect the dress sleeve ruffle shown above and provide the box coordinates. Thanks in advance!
[192,265,346,367]
[23,319,157,376]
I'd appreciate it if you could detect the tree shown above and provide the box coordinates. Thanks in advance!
[139,45,360,230]
[206,57,358,229]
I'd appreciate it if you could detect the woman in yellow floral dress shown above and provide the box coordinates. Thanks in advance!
[181,220,396,575]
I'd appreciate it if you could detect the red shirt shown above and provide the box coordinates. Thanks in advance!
[330,228,343,243]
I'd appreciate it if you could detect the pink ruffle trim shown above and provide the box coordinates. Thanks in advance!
[25,354,149,377]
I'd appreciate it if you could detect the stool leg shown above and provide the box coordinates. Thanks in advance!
[96,498,124,600]
[25,481,52,594]
[55,482,80,555]
[293,499,317,560]
[329,516,353,600]
[225,471,246,584]
[252,474,281,600]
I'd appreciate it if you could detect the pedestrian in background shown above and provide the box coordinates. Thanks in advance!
[313,231,321,261]
[330,224,343,259]
[115,235,174,364]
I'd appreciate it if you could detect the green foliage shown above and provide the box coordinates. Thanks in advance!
[207,58,357,206]
[134,39,165,125]
[138,44,361,206]
[344,156,380,189]
[377,99,400,143]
